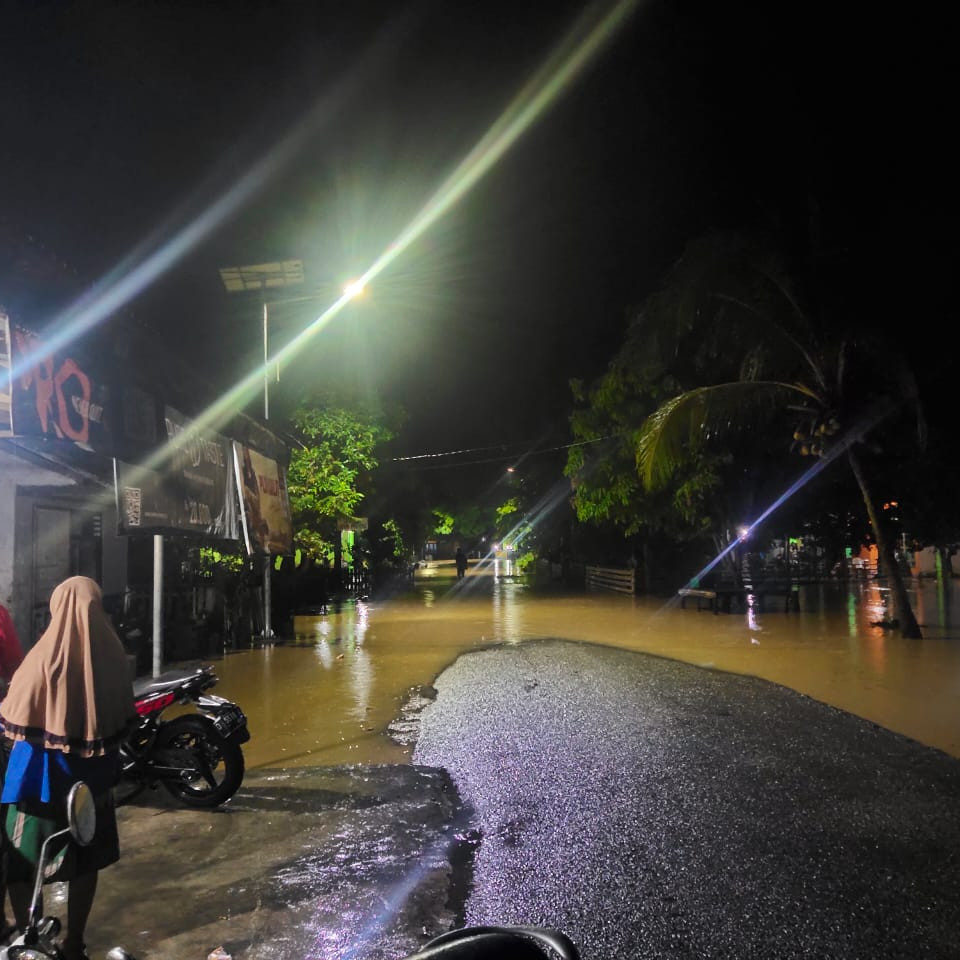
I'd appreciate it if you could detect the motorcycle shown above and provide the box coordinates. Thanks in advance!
[118,664,249,809]
[1,781,136,960]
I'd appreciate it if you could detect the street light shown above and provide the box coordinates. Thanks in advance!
[342,278,365,300]
[218,259,307,422]
[219,262,367,420]
[219,259,307,640]
[218,260,367,639]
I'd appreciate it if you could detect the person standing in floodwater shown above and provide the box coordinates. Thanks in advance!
[455,547,468,580]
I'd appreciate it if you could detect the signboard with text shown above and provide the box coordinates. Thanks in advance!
[113,408,239,539]
[9,323,112,450]
[232,441,293,555]
[162,406,239,539]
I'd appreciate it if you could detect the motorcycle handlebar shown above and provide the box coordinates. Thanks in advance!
[405,927,580,959]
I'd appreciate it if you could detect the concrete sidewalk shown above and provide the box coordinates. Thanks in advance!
[85,764,468,960]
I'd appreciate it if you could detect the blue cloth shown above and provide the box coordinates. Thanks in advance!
[1,740,119,804]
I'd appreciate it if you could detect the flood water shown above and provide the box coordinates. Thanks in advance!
[208,562,960,769]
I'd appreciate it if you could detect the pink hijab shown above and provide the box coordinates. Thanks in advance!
[0,576,136,756]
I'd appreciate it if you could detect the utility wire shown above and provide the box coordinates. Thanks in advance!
[388,433,621,470]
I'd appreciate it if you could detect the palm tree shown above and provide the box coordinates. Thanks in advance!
[634,229,925,638]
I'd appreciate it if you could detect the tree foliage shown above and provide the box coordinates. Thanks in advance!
[286,397,393,561]
[628,228,926,635]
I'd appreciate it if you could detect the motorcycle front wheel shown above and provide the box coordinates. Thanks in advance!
[156,714,245,808]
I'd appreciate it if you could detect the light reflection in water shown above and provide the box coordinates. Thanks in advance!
[492,580,529,643]
[745,593,760,635]
[217,568,960,768]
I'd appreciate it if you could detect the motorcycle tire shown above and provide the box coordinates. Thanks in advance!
[155,714,245,808]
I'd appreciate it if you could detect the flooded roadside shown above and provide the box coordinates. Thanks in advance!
[209,568,960,767]
[85,569,960,960]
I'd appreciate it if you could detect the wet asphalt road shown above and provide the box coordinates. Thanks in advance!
[413,639,960,960]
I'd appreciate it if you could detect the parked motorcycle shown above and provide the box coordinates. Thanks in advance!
[1,781,136,960]
[119,664,249,809]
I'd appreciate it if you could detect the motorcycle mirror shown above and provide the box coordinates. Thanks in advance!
[66,781,96,847]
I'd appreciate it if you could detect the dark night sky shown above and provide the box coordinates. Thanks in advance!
[2,0,957,469]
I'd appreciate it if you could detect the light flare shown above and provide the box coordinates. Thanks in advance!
[673,405,893,602]
[92,0,643,531]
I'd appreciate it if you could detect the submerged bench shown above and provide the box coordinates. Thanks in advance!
[678,584,800,614]
[677,587,718,611]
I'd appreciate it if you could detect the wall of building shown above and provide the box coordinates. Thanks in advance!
[0,448,75,614]
[12,483,128,649]
[0,448,128,648]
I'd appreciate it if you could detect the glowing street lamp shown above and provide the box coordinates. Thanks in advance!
[219,259,308,640]
[218,261,368,639]
[343,278,365,300]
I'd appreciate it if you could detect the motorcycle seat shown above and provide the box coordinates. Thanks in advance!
[132,667,211,698]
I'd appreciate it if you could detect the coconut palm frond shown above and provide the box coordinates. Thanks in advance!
[636,381,816,489]
[714,293,825,389]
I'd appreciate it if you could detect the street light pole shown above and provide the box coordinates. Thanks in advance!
[263,300,270,422]
[219,261,367,639]
[219,259,307,641]
[262,296,273,638]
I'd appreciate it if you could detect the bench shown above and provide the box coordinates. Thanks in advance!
[677,587,718,611]
[678,584,800,614]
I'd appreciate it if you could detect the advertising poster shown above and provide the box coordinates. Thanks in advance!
[163,407,239,540]
[232,441,293,555]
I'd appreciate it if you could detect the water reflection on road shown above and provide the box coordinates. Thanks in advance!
[211,564,960,768]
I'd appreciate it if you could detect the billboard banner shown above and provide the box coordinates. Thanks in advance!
[0,314,12,437]
[9,324,112,450]
[162,407,239,540]
[233,441,293,555]
[113,409,239,539]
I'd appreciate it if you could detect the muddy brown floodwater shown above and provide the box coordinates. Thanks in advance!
[81,563,960,960]
[208,563,960,766]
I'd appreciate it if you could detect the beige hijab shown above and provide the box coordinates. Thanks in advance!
[0,576,136,756]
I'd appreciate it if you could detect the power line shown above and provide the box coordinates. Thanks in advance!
[388,434,620,470]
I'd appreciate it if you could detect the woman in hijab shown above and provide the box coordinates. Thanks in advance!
[0,577,136,960]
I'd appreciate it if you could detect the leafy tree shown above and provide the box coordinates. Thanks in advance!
[632,229,926,636]
[495,496,520,536]
[426,502,494,549]
[455,504,490,542]
[286,397,393,563]
[378,518,406,561]
[565,297,800,589]
[432,508,455,537]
